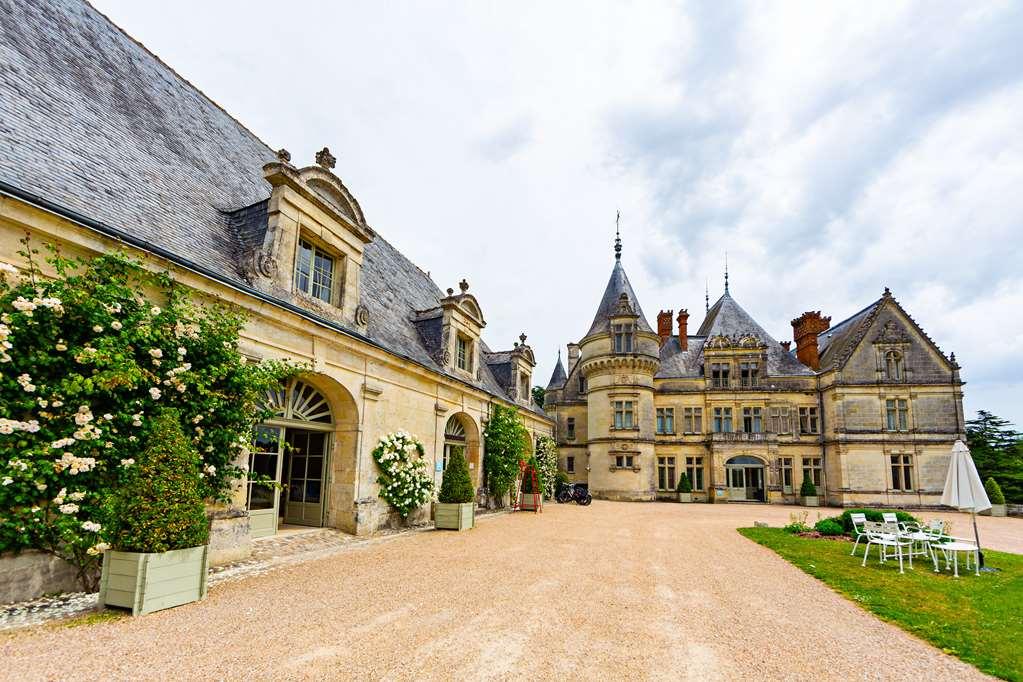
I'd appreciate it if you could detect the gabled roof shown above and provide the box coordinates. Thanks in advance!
[546,354,567,390]
[585,260,654,337]
[816,290,954,372]
[0,0,548,418]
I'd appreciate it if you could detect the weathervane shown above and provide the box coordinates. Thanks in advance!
[614,210,622,260]
[724,252,730,294]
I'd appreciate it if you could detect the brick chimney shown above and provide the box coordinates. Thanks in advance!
[791,311,831,370]
[677,309,690,351]
[657,310,673,347]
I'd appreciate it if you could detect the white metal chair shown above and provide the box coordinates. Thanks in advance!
[902,519,945,565]
[849,513,869,556]
[881,512,909,533]
[861,521,913,574]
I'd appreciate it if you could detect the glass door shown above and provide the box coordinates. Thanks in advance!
[284,430,328,526]
[745,467,763,502]
[248,425,284,538]
[727,467,746,501]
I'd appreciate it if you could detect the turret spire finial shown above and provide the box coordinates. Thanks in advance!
[705,280,710,313]
[724,252,730,294]
[614,210,622,260]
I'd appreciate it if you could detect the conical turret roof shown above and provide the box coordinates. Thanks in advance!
[546,353,567,390]
[585,260,653,337]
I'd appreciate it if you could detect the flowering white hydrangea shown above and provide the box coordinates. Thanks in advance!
[372,431,433,519]
[86,542,110,556]
[58,503,79,515]
[81,521,102,533]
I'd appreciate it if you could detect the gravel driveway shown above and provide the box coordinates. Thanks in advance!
[2,501,1009,681]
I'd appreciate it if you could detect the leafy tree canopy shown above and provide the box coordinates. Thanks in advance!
[967,410,1023,503]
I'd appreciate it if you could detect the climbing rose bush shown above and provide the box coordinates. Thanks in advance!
[534,435,558,500]
[372,431,434,518]
[0,242,295,587]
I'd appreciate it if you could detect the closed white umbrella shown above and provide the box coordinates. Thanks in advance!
[941,439,991,567]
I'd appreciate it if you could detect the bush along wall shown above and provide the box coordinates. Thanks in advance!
[372,431,434,519]
[483,403,527,505]
[0,242,295,588]
[534,435,558,499]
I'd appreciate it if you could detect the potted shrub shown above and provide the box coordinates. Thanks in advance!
[434,447,475,531]
[984,477,1007,517]
[677,472,693,503]
[519,457,542,511]
[99,409,210,616]
[800,478,819,507]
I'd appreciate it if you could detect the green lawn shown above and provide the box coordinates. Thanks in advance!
[739,527,1023,681]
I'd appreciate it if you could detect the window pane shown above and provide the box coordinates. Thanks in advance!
[296,240,313,294]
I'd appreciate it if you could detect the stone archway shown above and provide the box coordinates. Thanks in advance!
[249,374,360,536]
[444,412,481,488]
[724,455,766,502]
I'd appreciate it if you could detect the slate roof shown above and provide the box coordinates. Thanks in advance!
[656,292,812,378]
[585,260,654,337]
[546,354,567,390]
[816,299,881,370]
[0,0,547,418]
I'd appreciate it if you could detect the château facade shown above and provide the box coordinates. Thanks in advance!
[544,239,965,508]
[0,0,552,566]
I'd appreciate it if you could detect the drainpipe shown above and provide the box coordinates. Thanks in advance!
[816,373,827,505]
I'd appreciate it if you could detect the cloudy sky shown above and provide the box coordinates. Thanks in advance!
[93,1,1023,425]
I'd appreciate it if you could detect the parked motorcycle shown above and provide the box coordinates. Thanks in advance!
[556,483,592,506]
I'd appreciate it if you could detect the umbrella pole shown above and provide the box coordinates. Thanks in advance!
[971,509,985,568]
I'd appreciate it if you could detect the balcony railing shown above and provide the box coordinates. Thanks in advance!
[710,432,771,443]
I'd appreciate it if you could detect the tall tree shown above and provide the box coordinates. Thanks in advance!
[966,410,1023,503]
[531,386,546,409]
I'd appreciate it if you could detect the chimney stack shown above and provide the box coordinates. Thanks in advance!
[677,309,690,351]
[791,311,831,370]
[780,340,791,353]
[567,343,581,375]
[657,310,673,347]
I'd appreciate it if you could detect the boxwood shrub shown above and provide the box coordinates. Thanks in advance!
[835,508,918,533]
[814,518,845,536]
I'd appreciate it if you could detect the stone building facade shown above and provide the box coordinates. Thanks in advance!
[0,0,552,562]
[545,239,965,508]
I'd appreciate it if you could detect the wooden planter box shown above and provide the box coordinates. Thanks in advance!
[434,502,475,531]
[677,492,692,503]
[988,504,1007,517]
[99,545,209,616]
[801,496,819,507]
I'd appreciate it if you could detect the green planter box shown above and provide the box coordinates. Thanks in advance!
[99,545,209,616]
[434,502,474,531]
[801,496,819,507]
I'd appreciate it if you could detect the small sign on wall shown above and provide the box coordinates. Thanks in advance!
[435,461,443,472]
[469,462,475,470]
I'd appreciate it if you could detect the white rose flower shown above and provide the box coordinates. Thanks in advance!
[55,343,67,351]
[149,387,162,399]
[1,477,12,486]
[81,521,102,533]
[92,325,103,333]
[111,320,122,330]
[58,503,79,514]
[151,306,161,316]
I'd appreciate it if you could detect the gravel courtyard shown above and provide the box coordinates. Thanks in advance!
[2,502,1016,681]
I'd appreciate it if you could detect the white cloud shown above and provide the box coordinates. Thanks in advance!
[92,0,1023,424]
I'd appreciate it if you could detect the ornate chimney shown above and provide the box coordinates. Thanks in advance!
[780,340,791,353]
[657,310,673,347]
[567,343,581,375]
[791,311,831,371]
[677,309,690,351]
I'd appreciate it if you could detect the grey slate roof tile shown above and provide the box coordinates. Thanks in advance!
[585,260,654,337]
[0,0,541,414]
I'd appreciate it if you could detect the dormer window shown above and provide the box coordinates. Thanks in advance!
[456,335,473,372]
[884,351,903,381]
[578,377,587,393]
[711,363,730,388]
[740,362,759,387]
[613,323,634,353]
[296,239,335,303]
[520,371,530,400]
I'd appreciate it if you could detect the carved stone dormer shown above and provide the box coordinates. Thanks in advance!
[510,333,537,406]
[248,147,375,327]
[413,280,486,377]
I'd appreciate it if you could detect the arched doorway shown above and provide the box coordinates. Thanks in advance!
[248,379,335,537]
[444,413,481,488]
[725,455,766,502]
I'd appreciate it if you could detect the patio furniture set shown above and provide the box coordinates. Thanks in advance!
[850,512,981,577]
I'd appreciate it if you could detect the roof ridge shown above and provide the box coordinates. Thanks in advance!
[83,0,278,157]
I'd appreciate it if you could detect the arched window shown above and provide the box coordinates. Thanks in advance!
[264,379,333,423]
[884,351,903,381]
[443,416,466,470]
